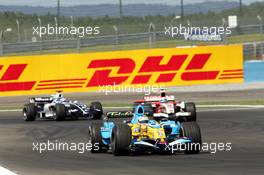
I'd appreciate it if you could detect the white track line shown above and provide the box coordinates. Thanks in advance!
[197,105,264,108]
[198,107,261,112]
[0,166,18,175]
[103,105,264,109]
[0,109,21,112]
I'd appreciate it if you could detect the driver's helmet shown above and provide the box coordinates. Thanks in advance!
[53,93,64,99]
[58,93,63,98]
[138,116,149,124]
[160,88,166,97]
[160,97,168,103]
[51,93,66,102]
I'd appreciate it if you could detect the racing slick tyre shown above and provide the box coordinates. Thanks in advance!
[54,104,66,121]
[185,102,196,121]
[89,124,107,153]
[23,104,37,121]
[111,124,132,156]
[90,102,103,120]
[180,122,202,154]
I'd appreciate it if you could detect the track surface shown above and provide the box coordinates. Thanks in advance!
[0,108,263,175]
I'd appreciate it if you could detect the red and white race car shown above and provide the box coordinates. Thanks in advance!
[133,90,196,122]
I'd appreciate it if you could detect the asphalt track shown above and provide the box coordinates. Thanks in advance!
[0,107,263,175]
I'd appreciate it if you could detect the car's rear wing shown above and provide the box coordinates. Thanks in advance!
[106,111,154,118]
[106,111,133,118]
[144,95,175,102]
[30,97,53,103]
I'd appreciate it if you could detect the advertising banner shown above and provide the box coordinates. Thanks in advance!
[0,45,243,96]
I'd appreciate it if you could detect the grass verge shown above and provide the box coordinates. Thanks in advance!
[4,33,264,58]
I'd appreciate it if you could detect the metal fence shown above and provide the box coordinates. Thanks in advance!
[243,42,264,60]
[0,32,157,55]
[0,27,263,60]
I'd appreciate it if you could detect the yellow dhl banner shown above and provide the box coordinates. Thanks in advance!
[0,45,243,96]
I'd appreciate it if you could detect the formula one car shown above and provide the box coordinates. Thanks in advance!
[23,92,103,121]
[133,89,196,122]
[89,105,202,156]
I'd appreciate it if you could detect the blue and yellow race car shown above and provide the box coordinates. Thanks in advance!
[88,105,202,156]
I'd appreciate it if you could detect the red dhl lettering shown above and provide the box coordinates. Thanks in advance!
[86,53,220,86]
[87,58,135,86]
[0,64,36,92]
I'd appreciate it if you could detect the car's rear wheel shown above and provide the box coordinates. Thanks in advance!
[185,102,196,121]
[180,122,202,154]
[90,102,103,120]
[23,104,37,121]
[89,124,107,153]
[54,104,66,121]
[111,124,132,156]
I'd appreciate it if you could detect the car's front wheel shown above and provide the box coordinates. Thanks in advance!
[23,104,37,121]
[185,102,197,121]
[89,124,107,153]
[180,122,202,154]
[90,102,103,120]
[111,124,132,156]
[53,104,66,121]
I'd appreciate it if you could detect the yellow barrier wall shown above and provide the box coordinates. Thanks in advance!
[0,45,243,96]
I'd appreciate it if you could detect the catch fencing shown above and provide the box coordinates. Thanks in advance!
[0,27,263,60]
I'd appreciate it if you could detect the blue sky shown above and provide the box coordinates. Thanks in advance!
[0,0,261,6]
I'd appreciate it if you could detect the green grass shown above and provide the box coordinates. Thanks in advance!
[227,33,264,43]
[3,33,264,58]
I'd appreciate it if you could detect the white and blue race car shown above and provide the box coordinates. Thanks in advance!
[23,92,103,121]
